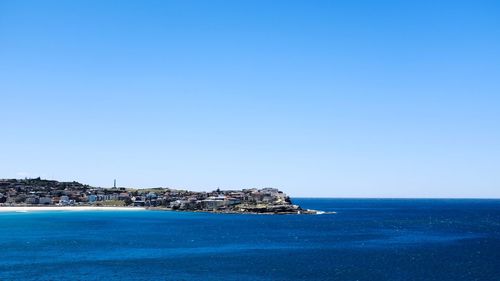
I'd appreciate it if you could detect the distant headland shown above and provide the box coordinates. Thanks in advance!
[0,178,323,214]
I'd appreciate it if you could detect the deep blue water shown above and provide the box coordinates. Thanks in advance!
[1,199,499,281]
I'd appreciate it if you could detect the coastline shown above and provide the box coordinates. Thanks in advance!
[0,206,329,215]
[0,179,312,215]
[147,207,330,215]
[0,206,146,212]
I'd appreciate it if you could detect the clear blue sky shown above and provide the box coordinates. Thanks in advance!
[1,0,499,197]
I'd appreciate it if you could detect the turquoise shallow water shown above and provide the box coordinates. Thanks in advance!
[1,199,499,281]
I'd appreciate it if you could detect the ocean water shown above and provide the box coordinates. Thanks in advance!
[1,199,499,281]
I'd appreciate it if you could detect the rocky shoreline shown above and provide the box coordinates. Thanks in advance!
[149,204,331,215]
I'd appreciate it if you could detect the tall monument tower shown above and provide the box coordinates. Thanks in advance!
[114,179,116,188]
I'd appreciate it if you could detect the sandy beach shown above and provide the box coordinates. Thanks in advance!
[0,206,146,212]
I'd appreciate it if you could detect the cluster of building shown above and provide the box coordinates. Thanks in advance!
[164,187,292,212]
[0,178,307,214]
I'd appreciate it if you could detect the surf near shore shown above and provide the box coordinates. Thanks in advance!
[0,206,146,212]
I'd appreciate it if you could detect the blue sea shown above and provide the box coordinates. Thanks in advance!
[1,199,499,281]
